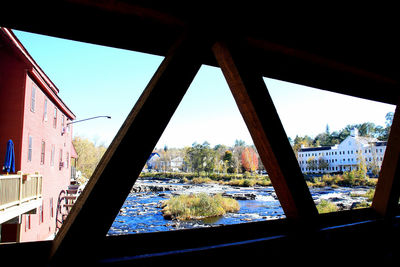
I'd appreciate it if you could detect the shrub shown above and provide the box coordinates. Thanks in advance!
[364,188,375,201]
[257,177,272,186]
[191,177,213,184]
[351,188,375,202]
[316,200,339,214]
[306,173,377,188]
[161,193,239,220]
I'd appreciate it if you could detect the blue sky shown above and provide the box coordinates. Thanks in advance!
[14,30,395,148]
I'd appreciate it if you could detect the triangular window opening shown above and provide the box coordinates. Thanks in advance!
[108,65,285,236]
[264,77,395,214]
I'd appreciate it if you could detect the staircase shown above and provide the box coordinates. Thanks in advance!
[55,184,80,234]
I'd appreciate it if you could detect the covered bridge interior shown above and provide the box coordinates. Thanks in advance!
[1,1,400,265]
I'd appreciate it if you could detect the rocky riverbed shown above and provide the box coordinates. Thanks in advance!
[107,178,372,236]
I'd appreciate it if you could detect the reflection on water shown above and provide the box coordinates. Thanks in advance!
[200,216,224,224]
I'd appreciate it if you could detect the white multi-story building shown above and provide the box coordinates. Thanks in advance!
[297,129,387,175]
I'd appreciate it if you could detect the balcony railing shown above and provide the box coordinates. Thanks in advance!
[0,172,43,212]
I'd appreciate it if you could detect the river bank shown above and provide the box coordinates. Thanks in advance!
[107,177,373,236]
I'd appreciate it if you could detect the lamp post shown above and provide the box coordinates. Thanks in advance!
[62,116,111,135]
[66,116,111,125]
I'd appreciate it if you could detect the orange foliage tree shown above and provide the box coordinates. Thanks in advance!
[241,147,258,173]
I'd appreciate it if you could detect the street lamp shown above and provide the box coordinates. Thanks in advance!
[66,116,111,125]
[62,116,111,135]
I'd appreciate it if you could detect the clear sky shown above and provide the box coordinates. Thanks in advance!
[14,30,395,148]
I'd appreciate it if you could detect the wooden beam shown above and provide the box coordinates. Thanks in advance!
[212,41,318,220]
[50,34,207,263]
[372,101,400,217]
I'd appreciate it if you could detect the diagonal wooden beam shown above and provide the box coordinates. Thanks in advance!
[50,34,208,263]
[372,101,400,217]
[212,41,318,220]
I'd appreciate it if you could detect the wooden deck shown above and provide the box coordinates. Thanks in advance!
[0,172,42,224]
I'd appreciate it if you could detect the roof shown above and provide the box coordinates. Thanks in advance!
[148,152,160,160]
[299,146,332,152]
[356,136,378,145]
[1,2,399,105]
[375,141,388,147]
[0,27,76,120]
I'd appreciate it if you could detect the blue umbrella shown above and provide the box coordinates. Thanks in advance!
[3,139,15,173]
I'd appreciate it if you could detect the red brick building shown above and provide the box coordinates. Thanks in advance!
[0,28,76,242]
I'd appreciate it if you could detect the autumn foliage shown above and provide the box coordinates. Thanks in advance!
[241,147,258,173]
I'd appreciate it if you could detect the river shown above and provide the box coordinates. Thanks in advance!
[107,178,371,236]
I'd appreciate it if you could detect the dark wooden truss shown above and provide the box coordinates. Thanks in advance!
[1,1,400,265]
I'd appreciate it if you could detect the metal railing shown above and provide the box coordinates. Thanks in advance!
[0,172,43,211]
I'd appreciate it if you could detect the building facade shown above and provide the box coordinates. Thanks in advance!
[298,129,387,175]
[0,28,76,242]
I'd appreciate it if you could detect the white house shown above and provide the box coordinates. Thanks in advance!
[146,152,160,170]
[298,129,387,175]
[170,156,184,172]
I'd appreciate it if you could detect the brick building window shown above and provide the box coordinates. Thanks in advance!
[51,145,55,166]
[50,197,54,218]
[28,136,33,161]
[59,149,63,169]
[44,98,48,121]
[40,141,45,164]
[39,204,44,224]
[53,107,57,128]
[30,85,36,112]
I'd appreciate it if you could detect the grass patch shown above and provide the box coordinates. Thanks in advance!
[316,200,339,214]
[161,193,240,220]
[350,188,375,209]
[140,171,271,187]
[190,177,214,184]
[306,172,377,188]
[350,188,375,201]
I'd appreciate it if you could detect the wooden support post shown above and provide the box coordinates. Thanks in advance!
[372,101,400,217]
[212,41,318,220]
[50,35,207,263]
[18,171,22,206]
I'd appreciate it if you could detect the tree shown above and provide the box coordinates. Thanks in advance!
[232,140,246,173]
[367,149,380,177]
[72,136,107,181]
[385,112,394,127]
[185,142,216,174]
[292,135,313,157]
[325,124,330,135]
[241,147,258,173]
[318,157,329,171]
[306,156,318,172]
[214,145,228,173]
[358,122,376,137]
[377,111,394,141]
[223,150,235,173]
[234,139,246,147]
[356,149,368,178]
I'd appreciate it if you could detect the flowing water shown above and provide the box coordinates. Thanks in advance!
[107,179,370,236]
